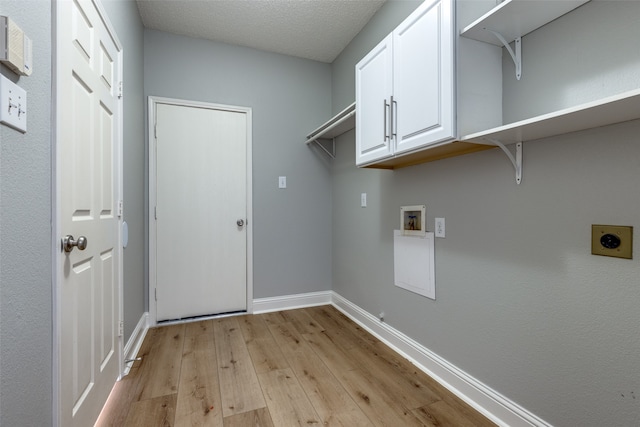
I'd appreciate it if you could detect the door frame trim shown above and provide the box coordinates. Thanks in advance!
[147,96,254,326]
[52,0,124,425]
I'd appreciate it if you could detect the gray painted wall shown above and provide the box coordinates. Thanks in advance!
[101,0,146,342]
[0,2,52,425]
[331,1,640,426]
[0,1,144,424]
[144,31,333,300]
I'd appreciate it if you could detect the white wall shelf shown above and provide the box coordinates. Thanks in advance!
[306,102,355,158]
[461,88,640,145]
[460,0,589,46]
[461,89,640,184]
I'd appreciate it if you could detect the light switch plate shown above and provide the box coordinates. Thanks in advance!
[278,176,286,189]
[591,224,632,259]
[0,74,26,133]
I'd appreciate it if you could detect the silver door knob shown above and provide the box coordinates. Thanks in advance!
[62,235,88,253]
[236,219,244,227]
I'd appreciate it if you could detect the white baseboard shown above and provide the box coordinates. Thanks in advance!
[252,290,332,314]
[330,292,551,427]
[122,312,149,377]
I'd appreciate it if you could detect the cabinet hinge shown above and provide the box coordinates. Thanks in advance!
[118,320,124,337]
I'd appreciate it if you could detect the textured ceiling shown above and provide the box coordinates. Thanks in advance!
[136,0,387,63]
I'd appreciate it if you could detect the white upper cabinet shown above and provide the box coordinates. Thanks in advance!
[356,0,454,167]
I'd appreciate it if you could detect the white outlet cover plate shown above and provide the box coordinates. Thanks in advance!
[435,217,445,238]
[0,74,27,133]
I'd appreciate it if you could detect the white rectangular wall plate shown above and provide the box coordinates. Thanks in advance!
[435,217,445,238]
[278,176,287,189]
[0,74,26,133]
[393,230,435,300]
[361,192,367,207]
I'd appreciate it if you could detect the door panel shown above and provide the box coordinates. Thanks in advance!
[58,0,122,425]
[155,103,248,321]
[356,34,393,165]
[394,0,454,153]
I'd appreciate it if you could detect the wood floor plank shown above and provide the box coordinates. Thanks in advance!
[305,305,370,350]
[175,333,224,427]
[301,330,423,426]
[237,314,289,374]
[125,394,177,427]
[308,306,444,409]
[257,368,322,426]
[333,366,425,427]
[185,319,215,337]
[95,369,140,426]
[214,316,266,417]
[413,399,496,427]
[223,407,275,427]
[271,308,326,335]
[260,311,291,326]
[270,321,372,426]
[135,324,185,401]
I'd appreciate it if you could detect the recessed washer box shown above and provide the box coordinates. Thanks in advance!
[591,225,633,259]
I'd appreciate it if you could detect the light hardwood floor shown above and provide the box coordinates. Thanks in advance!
[96,305,496,426]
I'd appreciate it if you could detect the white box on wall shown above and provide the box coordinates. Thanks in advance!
[393,230,435,300]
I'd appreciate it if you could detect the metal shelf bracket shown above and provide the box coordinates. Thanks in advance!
[312,137,336,158]
[487,139,523,184]
[486,30,521,80]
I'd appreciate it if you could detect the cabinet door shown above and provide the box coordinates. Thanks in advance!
[356,34,393,166]
[393,0,454,154]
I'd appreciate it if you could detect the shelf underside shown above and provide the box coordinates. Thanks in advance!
[460,0,589,45]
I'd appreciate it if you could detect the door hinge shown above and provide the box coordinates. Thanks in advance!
[154,206,157,220]
[154,288,157,301]
[154,123,157,139]
[118,81,123,99]
[118,320,124,337]
[118,200,124,218]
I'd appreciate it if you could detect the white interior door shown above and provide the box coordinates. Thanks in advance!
[56,0,123,426]
[154,102,249,321]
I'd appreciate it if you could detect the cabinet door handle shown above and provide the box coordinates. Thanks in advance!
[391,96,398,138]
[383,99,390,141]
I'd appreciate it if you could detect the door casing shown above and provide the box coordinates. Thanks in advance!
[147,96,253,325]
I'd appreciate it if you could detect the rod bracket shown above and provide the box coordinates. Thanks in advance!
[311,137,336,158]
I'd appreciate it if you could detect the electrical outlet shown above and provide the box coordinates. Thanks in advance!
[435,217,445,238]
[591,225,632,259]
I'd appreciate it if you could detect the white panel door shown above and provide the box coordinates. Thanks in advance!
[393,0,454,154]
[57,0,122,426]
[356,34,393,165]
[155,103,248,321]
